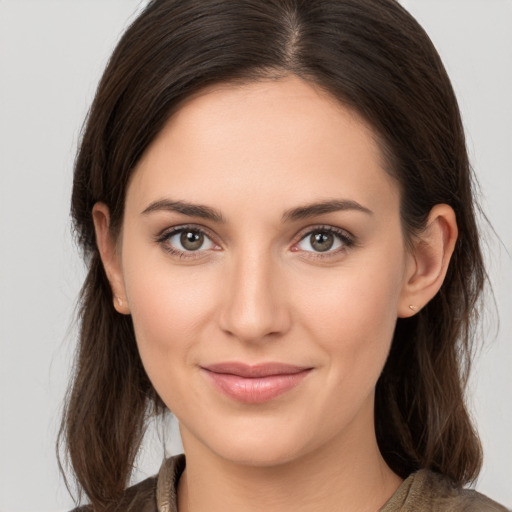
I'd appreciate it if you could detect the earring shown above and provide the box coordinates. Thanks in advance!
[116,297,123,307]
[408,305,419,311]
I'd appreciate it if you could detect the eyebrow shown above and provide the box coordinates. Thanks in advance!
[282,199,373,222]
[141,198,373,223]
[141,199,226,223]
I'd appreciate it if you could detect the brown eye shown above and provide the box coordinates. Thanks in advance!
[296,228,352,255]
[309,232,335,252]
[159,227,217,257]
[180,230,205,251]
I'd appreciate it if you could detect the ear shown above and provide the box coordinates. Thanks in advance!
[398,204,458,318]
[92,202,131,315]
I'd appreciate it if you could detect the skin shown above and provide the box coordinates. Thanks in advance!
[94,75,458,512]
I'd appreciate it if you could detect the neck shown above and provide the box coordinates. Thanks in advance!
[177,407,402,512]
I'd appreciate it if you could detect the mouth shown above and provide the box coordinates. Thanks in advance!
[200,362,313,404]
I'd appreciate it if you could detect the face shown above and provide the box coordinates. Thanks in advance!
[107,76,416,466]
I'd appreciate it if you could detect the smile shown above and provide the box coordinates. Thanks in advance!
[201,362,313,404]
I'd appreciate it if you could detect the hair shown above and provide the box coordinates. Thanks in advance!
[60,0,486,509]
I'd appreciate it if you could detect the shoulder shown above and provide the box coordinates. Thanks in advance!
[68,468,160,512]
[381,469,509,512]
[68,454,186,512]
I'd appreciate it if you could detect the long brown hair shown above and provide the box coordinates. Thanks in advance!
[60,0,485,509]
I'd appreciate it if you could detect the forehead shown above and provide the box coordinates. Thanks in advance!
[127,75,399,218]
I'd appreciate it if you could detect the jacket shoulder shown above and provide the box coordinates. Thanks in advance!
[449,487,510,512]
[68,473,158,512]
[381,469,509,511]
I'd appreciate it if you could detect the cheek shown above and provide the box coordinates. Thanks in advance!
[295,248,405,374]
[121,246,219,381]
[126,269,220,412]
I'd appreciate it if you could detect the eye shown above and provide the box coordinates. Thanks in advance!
[295,227,353,254]
[158,226,218,256]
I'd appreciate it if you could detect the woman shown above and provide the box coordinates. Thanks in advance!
[60,0,508,510]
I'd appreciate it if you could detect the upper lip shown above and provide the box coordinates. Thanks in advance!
[202,362,312,378]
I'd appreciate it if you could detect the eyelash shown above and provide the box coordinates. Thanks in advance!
[293,225,355,259]
[155,224,219,259]
[155,224,355,260]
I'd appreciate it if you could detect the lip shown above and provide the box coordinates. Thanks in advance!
[201,362,313,404]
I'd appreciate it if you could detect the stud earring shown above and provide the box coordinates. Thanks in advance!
[116,297,123,307]
[408,305,419,311]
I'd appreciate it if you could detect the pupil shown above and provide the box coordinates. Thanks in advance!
[180,231,204,251]
[311,232,334,252]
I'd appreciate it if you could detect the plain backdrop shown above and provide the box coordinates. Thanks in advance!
[0,1,510,511]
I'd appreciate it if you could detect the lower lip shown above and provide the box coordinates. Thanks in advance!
[202,369,312,404]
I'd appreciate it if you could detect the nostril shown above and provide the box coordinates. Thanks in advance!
[217,257,292,342]
[218,292,291,343]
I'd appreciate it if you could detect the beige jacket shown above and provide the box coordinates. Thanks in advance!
[73,454,509,511]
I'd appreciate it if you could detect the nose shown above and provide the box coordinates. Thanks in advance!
[218,250,291,343]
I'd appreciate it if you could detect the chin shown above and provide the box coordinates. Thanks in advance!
[215,438,308,468]
[181,413,323,468]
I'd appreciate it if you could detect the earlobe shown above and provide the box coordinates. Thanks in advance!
[92,202,131,315]
[398,204,458,318]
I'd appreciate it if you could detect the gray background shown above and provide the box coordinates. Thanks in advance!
[0,1,510,510]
